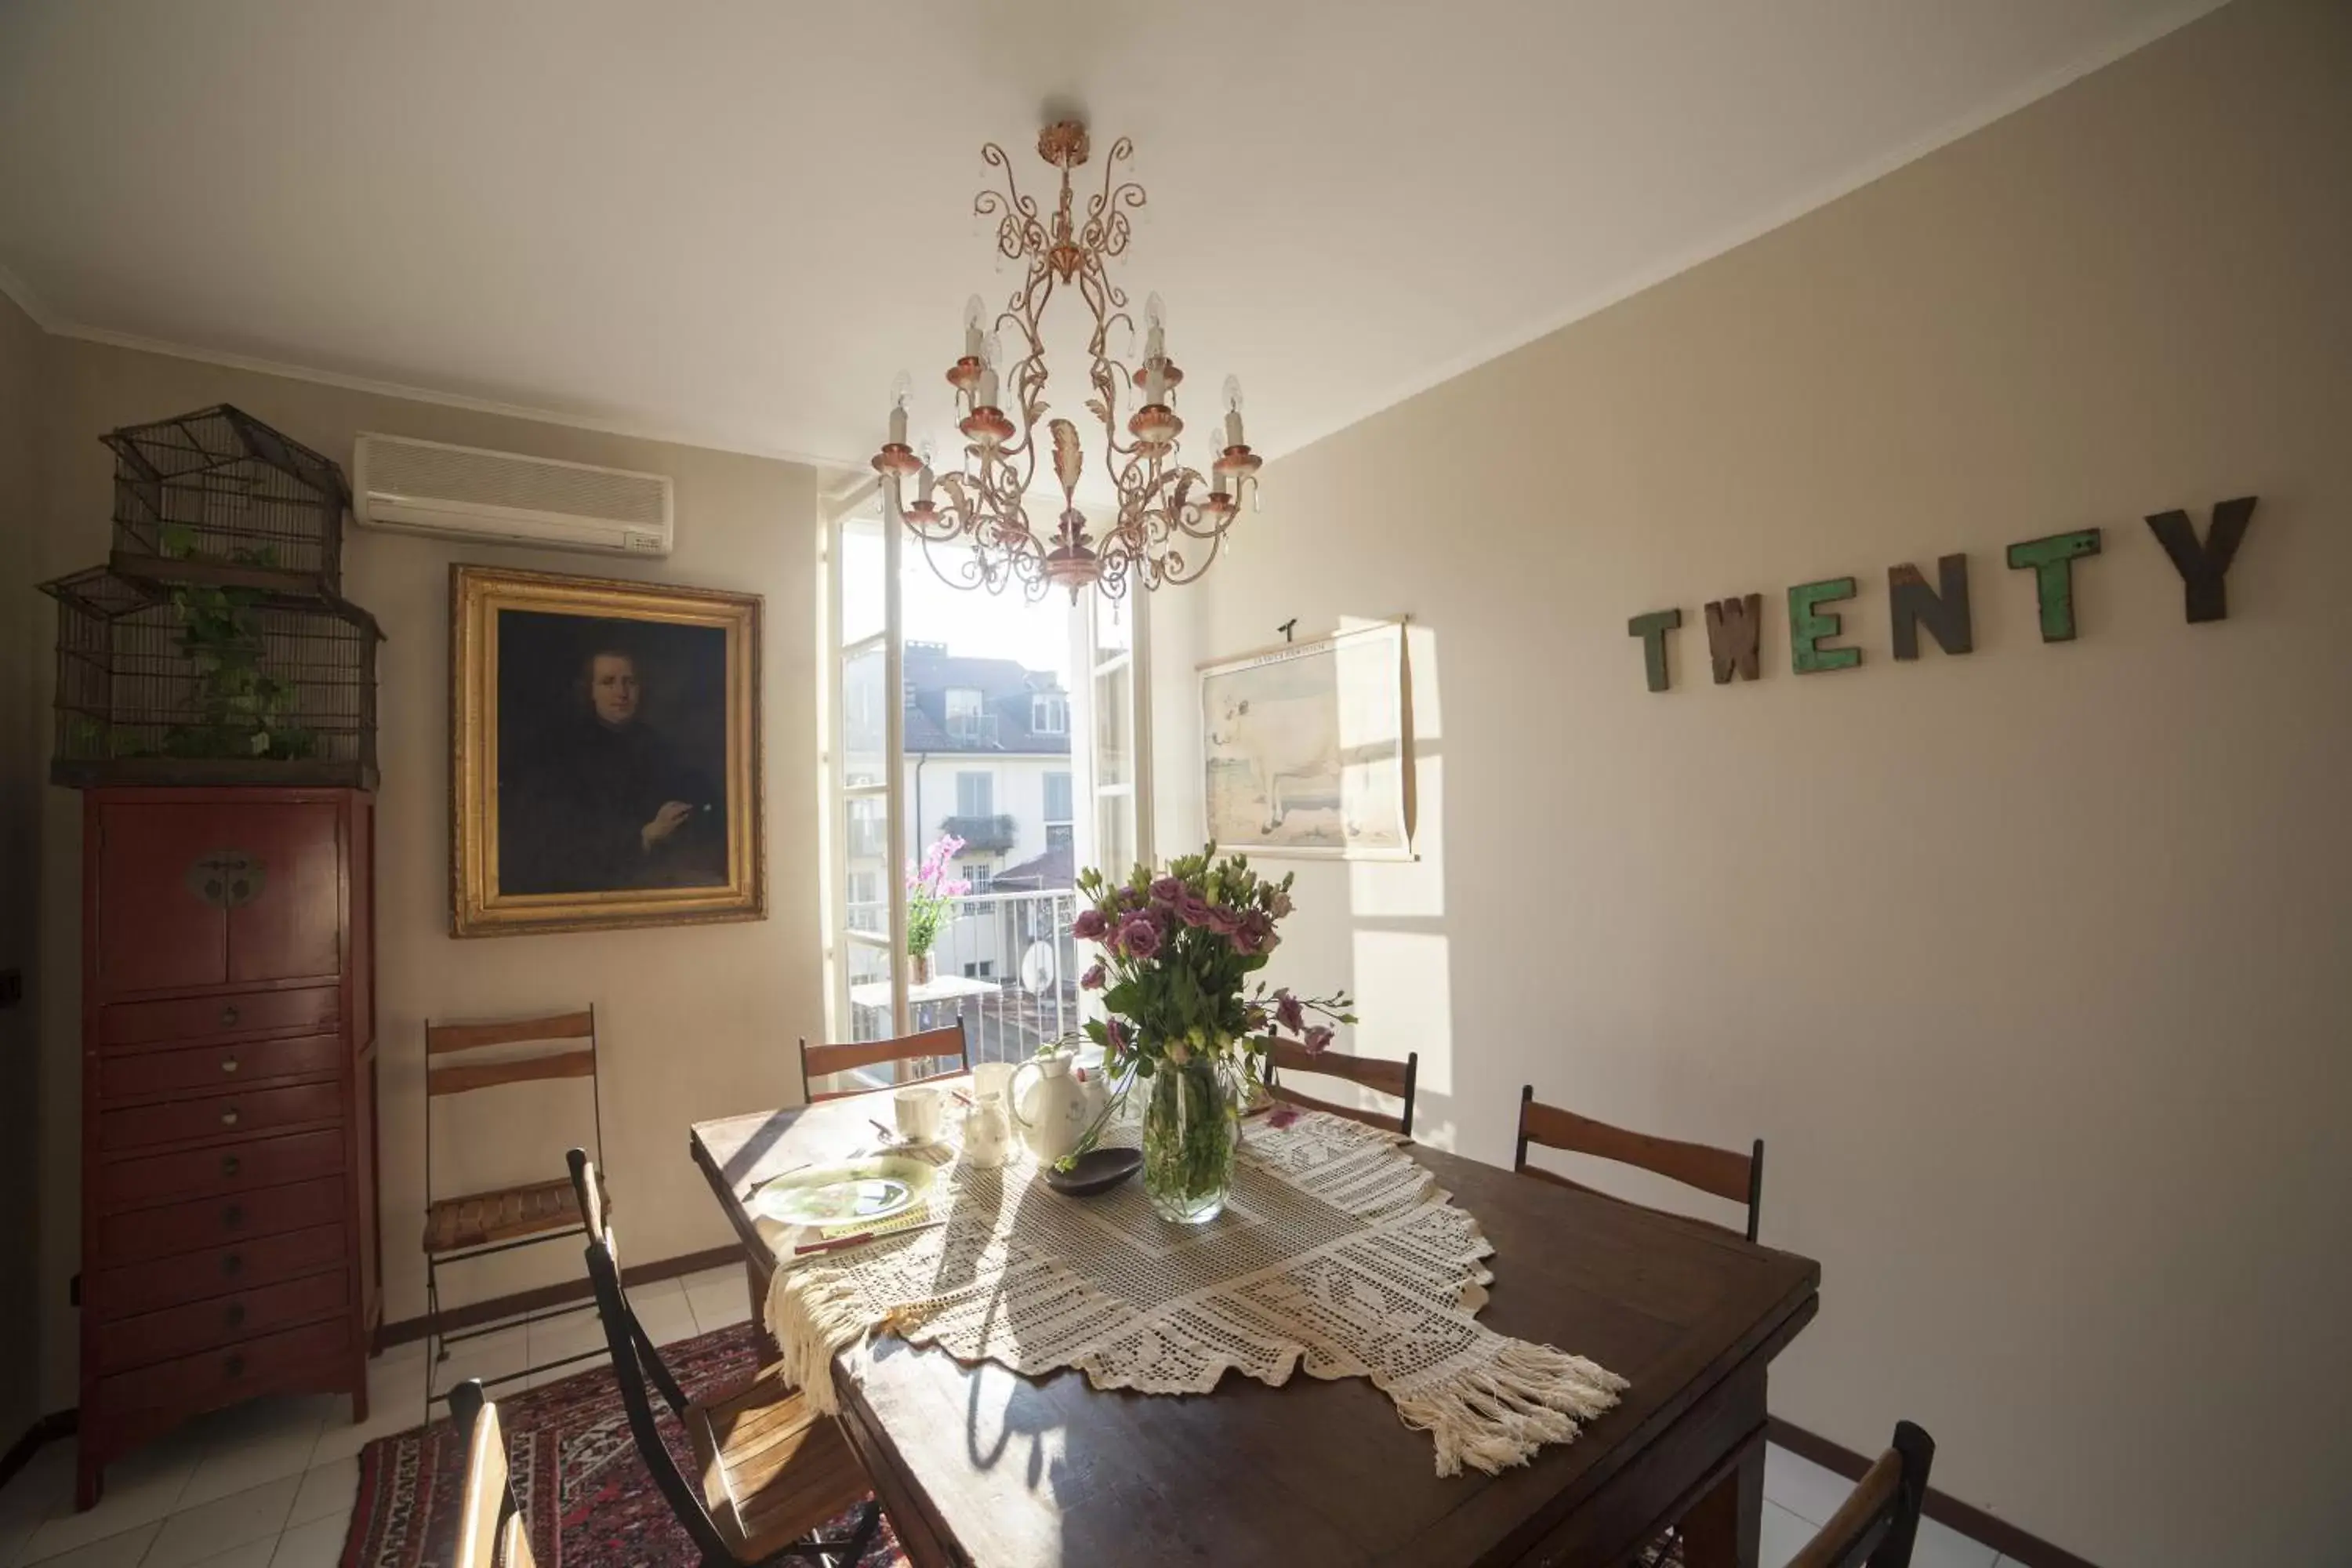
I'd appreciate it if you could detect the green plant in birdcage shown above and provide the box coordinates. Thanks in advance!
[157,538,319,762]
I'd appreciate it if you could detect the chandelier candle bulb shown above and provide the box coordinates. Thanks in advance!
[964,294,985,358]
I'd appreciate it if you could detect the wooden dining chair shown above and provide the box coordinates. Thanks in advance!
[1514,1085,1765,1242]
[1266,1041,1419,1137]
[568,1149,882,1566]
[797,1018,970,1104]
[448,1379,537,1568]
[423,1007,610,1399]
[1788,1421,1936,1568]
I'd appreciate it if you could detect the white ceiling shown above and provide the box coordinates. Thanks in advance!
[0,0,2220,476]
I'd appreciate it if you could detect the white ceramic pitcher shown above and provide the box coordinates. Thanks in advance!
[1009,1047,1109,1165]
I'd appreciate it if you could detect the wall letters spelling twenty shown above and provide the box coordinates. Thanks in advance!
[1626,496,2256,692]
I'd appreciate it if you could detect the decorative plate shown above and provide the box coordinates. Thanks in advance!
[753,1156,935,1227]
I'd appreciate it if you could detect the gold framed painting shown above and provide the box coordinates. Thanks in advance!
[1199,618,1414,860]
[450,564,764,938]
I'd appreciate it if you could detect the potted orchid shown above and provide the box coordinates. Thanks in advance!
[1069,845,1356,1222]
[906,833,971,985]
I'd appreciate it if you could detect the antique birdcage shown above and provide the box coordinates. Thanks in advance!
[104,405,351,597]
[42,565,380,788]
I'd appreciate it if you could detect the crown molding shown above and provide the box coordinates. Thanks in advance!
[0,260,62,333]
[28,309,859,472]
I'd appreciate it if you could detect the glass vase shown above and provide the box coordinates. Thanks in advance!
[1141,1054,1239,1224]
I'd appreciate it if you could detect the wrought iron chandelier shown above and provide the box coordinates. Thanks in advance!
[872,119,1261,601]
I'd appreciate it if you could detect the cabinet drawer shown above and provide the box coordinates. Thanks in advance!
[98,1034,342,1101]
[98,1179,346,1263]
[98,1130,344,1213]
[89,1269,348,1375]
[89,1318,350,1421]
[99,1081,343,1153]
[99,986,339,1049]
[89,1223,348,1321]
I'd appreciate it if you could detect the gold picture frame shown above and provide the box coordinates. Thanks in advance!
[451,564,765,937]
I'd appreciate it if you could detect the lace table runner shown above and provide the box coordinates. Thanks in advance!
[759,1109,1626,1476]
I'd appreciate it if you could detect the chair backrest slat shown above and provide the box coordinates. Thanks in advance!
[451,1381,539,1568]
[427,1011,596,1055]
[427,1050,598,1098]
[800,1022,970,1103]
[1515,1085,1764,1241]
[1267,1044,1417,1137]
[1266,1080,1406,1136]
[1788,1422,1935,1568]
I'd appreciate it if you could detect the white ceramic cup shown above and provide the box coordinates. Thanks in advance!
[893,1084,944,1144]
[971,1060,1017,1103]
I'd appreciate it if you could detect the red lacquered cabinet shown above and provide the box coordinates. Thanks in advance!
[77,787,379,1510]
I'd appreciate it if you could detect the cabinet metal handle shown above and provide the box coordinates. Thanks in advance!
[220,1155,241,1178]
[220,1055,240,1075]
[220,1107,240,1127]
[220,1005,240,1028]
[221,1253,244,1276]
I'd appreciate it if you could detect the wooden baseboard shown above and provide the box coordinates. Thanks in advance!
[1766,1417,2102,1568]
[376,1243,744,1350]
[0,1410,77,1494]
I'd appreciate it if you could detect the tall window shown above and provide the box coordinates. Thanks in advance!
[956,771,994,818]
[946,687,986,742]
[832,503,1138,1047]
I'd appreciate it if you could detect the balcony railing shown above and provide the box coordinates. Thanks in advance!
[939,814,1018,853]
[842,887,1085,1071]
[945,712,1000,746]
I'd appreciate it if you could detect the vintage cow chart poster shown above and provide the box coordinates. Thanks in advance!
[1199,619,1412,860]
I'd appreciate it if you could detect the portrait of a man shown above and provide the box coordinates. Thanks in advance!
[496,619,729,895]
[452,566,764,937]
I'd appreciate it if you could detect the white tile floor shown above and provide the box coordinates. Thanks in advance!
[0,1273,738,1568]
[5,1270,2026,1568]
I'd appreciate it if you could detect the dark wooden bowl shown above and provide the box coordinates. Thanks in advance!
[1040,1146,1142,1197]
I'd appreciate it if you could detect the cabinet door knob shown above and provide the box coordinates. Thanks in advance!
[224,1301,247,1329]
[220,1155,241,1178]
[221,1253,244,1276]
[223,1352,245,1379]
[221,1204,244,1229]
[220,1055,240,1075]
[220,1005,240,1028]
[220,1107,240,1127]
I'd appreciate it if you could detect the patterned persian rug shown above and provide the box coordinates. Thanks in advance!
[348,1323,905,1567]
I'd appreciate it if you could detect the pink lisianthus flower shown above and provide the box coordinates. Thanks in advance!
[1273,989,1305,1033]
[1080,961,1106,990]
[1301,1025,1334,1055]
[1150,875,1185,905]
[1266,1104,1302,1130]
[1117,915,1162,960]
[1072,907,1110,942]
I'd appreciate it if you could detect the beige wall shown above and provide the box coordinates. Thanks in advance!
[0,287,50,1438]
[26,341,827,1412]
[1150,2,2350,1563]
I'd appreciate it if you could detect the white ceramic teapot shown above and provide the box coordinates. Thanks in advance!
[1010,1047,1109,1165]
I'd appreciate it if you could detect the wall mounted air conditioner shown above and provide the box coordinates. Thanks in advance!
[353,433,673,557]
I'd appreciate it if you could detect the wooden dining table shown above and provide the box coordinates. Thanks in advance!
[689,1090,1818,1568]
